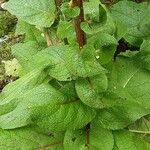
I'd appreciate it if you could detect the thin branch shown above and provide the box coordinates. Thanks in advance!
[129,130,150,135]
[54,0,62,9]
[85,123,90,150]
[44,28,53,47]
[72,0,86,48]
[34,141,63,150]
[54,0,62,20]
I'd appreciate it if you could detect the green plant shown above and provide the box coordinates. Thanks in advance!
[0,0,150,149]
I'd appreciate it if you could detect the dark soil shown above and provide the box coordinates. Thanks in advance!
[114,39,140,59]
[0,75,19,92]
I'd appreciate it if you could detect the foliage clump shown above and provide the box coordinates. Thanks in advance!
[0,0,150,149]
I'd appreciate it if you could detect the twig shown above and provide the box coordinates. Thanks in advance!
[44,29,53,47]
[54,0,62,9]
[72,0,86,48]
[85,123,90,150]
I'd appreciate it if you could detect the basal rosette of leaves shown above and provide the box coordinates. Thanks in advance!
[0,0,150,149]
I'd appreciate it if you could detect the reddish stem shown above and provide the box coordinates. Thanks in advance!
[72,0,86,48]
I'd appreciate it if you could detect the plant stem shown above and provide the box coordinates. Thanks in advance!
[44,1,62,47]
[129,130,150,135]
[72,0,86,48]
[54,0,62,8]
[44,28,53,47]
[54,0,62,19]
[85,123,90,150]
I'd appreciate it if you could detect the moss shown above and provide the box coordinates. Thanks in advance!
[0,11,17,37]
[0,43,12,60]
[0,8,21,80]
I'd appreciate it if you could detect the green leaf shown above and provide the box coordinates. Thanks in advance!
[1,69,45,98]
[80,0,115,35]
[0,127,63,150]
[129,117,150,132]
[0,69,46,116]
[0,83,64,129]
[4,0,56,27]
[12,41,43,76]
[114,21,128,41]
[109,56,150,108]
[111,1,146,27]
[36,100,96,132]
[37,82,96,132]
[65,45,105,78]
[113,130,150,150]
[16,20,45,43]
[124,34,143,47]
[35,82,96,131]
[138,7,150,38]
[57,20,75,43]
[96,101,149,130]
[12,41,44,73]
[0,83,96,131]
[129,116,150,143]
[64,121,114,150]
[88,33,117,64]
[84,0,107,24]
[76,73,108,108]
[61,3,80,18]
[140,40,150,54]
[137,40,150,71]
[95,56,150,129]
[29,45,72,81]
[81,8,115,35]
[12,42,40,62]
[111,1,149,38]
